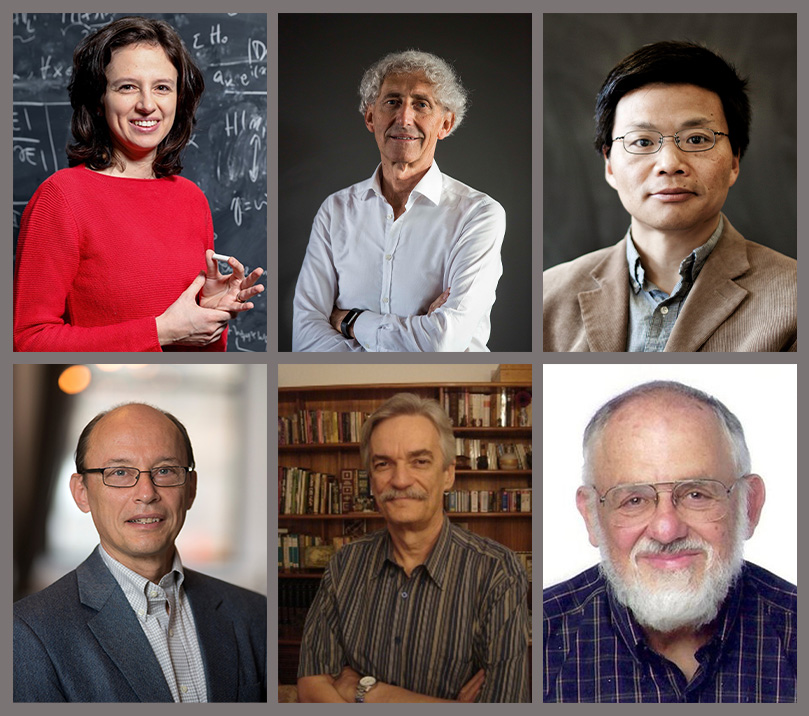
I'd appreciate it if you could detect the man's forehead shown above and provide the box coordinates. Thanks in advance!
[379,72,436,94]
[614,82,725,124]
[371,414,440,443]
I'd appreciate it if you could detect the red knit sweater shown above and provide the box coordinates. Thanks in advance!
[14,165,226,352]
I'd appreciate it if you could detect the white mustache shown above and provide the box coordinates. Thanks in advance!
[632,536,708,560]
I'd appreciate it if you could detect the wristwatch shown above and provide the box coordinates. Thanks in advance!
[340,308,364,339]
[354,675,377,702]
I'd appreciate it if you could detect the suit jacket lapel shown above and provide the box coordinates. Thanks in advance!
[77,549,173,702]
[577,240,630,352]
[184,571,238,702]
[665,219,750,352]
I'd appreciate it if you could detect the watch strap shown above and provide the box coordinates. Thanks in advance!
[340,308,364,339]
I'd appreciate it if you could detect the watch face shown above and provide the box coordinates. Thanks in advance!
[359,676,376,688]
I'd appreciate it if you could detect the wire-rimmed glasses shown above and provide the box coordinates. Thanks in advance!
[612,127,730,155]
[593,477,744,527]
[84,466,191,488]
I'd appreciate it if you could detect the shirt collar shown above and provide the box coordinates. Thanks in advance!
[374,515,453,588]
[361,162,444,207]
[98,544,185,603]
[625,214,725,295]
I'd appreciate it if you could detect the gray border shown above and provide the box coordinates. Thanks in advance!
[7,0,803,711]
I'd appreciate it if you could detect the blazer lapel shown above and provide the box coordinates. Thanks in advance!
[664,219,750,352]
[577,240,630,352]
[77,549,173,702]
[184,571,239,702]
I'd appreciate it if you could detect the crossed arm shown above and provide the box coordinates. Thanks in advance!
[298,666,485,703]
[292,200,505,352]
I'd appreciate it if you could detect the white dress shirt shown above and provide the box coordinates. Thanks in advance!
[292,162,505,352]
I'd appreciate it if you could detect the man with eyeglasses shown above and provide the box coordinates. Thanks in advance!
[13,403,267,702]
[543,40,796,351]
[543,381,797,702]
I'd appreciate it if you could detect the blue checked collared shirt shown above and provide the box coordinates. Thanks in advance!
[625,215,724,352]
[543,562,796,702]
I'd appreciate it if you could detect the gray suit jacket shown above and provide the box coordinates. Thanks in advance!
[543,216,797,352]
[13,547,267,702]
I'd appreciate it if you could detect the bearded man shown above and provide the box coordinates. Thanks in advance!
[543,381,796,702]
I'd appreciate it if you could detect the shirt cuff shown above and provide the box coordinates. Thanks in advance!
[351,310,381,351]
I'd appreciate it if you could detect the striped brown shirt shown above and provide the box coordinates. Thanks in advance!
[298,516,529,702]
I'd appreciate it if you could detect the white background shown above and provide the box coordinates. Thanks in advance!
[543,364,797,587]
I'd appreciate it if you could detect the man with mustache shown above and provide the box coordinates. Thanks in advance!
[14,404,266,702]
[297,393,529,702]
[543,41,796,351]
[292,50,505,352]
[543,381,797,702]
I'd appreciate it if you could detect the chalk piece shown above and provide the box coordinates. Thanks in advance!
[212,252,232,262]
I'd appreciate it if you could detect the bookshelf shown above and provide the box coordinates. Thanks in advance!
[277,378,533,686]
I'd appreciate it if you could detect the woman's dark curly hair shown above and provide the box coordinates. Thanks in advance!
[66,16,204,178]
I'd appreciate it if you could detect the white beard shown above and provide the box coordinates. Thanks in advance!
[595,495,748,633]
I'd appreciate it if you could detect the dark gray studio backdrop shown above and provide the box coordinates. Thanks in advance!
[12,12,268,352]
[278,14,532,352]
[543,13,797,269]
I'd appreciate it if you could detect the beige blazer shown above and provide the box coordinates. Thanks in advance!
[543,217,796,352]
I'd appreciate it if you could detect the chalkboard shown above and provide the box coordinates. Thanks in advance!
[12,12,267,352]
[543,13,796,270]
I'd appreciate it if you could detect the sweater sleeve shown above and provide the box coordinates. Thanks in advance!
[14,179,163,352]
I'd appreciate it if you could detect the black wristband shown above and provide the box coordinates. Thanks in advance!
[340,308,364,339]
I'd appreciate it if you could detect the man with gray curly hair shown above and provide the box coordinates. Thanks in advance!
[293,50,505,352]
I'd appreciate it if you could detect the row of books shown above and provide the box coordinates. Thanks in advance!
[515,550,533,582]
[278,410,369,446]
[454,440,531,470]
[279,466,374,515]
[278,529,357,571]
[442,388,532,428]
[443,488,532,513]
[278,577,321,628]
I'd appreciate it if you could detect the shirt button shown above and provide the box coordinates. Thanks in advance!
[660,306,669,315]
[401,591,408,599]
[382,297,389,304]
[150,591,159,597]
[386,213,393,219]
[394,636,402,644]
[385,254,392,260]
[180,685,188,694]
[138,609,145,616]
[169,629,174,636]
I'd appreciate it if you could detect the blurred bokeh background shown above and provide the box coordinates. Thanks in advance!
[14,363,267,602]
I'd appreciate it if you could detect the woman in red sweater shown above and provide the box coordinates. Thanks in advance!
[13,16,264,352]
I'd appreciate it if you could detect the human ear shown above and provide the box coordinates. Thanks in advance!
[364,106,376,134]
[442,462,456,492]
[576,486,601,548]
[603,147,618,190]
[437,112,455,140]
[70,473,92,514]
[186,470,198,510]
[741,474,766,539]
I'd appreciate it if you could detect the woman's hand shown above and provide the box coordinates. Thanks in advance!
[200,249,264,317]
[156,271,231,346]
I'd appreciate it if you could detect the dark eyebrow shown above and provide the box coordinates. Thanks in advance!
[112,76,176,86]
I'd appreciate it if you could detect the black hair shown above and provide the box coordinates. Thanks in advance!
[594,40,750,160]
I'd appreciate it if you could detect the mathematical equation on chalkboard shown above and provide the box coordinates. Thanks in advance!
[13,13,268,352]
